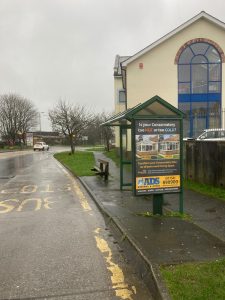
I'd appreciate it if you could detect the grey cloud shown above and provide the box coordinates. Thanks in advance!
[0,0,225,130]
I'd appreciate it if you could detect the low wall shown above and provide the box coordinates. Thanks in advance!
[184,141,225,188]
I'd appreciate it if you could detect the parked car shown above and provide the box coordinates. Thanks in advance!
[184,128,225,141]
[33,142,49,151]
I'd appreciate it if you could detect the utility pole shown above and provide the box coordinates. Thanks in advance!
[39,112,45,131]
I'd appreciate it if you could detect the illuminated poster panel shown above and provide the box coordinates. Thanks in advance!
[135,119,181,195]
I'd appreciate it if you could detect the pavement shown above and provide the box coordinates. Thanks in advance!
[79,151,225,300]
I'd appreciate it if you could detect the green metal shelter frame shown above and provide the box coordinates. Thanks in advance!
[103,95,185,214]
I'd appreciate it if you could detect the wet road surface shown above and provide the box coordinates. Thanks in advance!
[0,149,152,300]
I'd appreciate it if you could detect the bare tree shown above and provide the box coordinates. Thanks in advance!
[81,113,102,145]
[81,111,114,150]
[0,94,38,145]
[99,112,114,151]
[49,100,93,153]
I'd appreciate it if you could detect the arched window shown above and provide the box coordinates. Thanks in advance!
[178,42,222,137]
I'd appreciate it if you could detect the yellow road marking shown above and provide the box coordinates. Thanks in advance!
[43,197,55,209]
[55,160,92,211]
[0,197,55,213]
[56,158,135,298]
[72,180,92,211]
[0,199,19,214]
[1,188,18,194]
[1,184,70,195]
[57,184,71,192]
[40,184,54,193]
[94,228,101,234]
[21,185,38,194]
[94,229,135,300]
[17,198,42,211]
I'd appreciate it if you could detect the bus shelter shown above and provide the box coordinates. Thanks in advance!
[103,95,185,214]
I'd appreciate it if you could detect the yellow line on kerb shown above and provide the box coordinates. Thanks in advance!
[55,160,92,212]
[94,228,135,300]
[72,180,92,211]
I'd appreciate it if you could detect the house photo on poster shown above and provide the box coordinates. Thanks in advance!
[134,120,181,194]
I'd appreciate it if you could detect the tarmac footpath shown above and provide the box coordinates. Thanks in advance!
[79,152,225,300]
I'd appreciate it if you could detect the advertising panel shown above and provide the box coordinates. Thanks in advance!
[135,119,181,195]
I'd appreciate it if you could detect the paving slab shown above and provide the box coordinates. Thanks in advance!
[166,190,225,242]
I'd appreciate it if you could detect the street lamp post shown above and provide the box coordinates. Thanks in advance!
[39,112,45,132]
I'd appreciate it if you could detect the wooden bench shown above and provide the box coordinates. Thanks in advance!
[91,159,109,181]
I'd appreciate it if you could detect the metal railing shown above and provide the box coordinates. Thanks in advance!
[183,109,225,137]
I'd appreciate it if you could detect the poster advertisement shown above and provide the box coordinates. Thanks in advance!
[135,119,181,195]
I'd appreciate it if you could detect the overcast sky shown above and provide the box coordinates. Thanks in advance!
[0,0,225,130]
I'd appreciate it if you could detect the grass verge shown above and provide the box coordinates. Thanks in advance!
[161,258,225,300]
[86,146,105,152]
[54,151,95,176]
[184,179,225,202]
[104,149,120,166]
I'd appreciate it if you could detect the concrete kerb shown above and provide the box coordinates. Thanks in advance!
[79,176,171,300]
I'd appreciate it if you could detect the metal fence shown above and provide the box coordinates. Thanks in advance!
[183,109,225,137]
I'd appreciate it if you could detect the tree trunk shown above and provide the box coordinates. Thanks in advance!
[69,135,75,154]
[106,139,110,152]
[22,133,26,145]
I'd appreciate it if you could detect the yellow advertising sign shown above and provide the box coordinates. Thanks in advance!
[163,154,173,159]
[136,175,180,190]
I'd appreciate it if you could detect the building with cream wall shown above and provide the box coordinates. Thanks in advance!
[113,11,225,146]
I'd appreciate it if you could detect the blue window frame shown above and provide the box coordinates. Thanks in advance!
[178,42,222,137]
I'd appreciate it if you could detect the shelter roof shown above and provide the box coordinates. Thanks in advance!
[102,95,185,126]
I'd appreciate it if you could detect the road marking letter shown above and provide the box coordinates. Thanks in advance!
[21,185,38,194]
[0,199,19,214]
[17,198,42,211]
